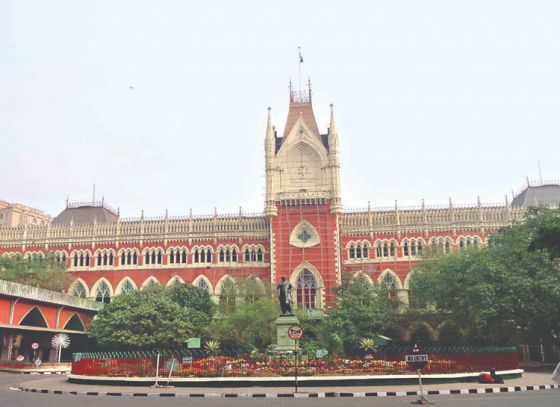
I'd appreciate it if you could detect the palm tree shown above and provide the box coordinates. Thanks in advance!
[205,340,221,355]
[358,337,377,355]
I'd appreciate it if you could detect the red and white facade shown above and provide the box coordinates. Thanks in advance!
[0,84,527,316]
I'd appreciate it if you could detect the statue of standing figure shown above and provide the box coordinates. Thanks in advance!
[277,276,293,316]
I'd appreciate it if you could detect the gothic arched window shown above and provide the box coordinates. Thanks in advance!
[473,237,480,248]
[382,273,397,290]
[95,281,111,303]
[121,279,134,294]
[72,282,87,298]
[349,244,355,259]
[297,270,317,310]
[376,242,382,258]
[197,278,209,292]
[219,278,236,313]
[389,241,396,257]
[444,239,451,254]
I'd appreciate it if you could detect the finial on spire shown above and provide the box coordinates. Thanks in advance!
[329,103,337,135]
[266,106,272,130]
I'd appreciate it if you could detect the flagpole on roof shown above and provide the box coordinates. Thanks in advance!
[298,46,304,91]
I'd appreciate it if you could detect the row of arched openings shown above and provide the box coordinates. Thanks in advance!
[348,235,483,260]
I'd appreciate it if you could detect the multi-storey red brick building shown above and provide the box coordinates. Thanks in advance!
[1,83,557,336]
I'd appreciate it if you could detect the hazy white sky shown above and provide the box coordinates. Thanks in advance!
[1,1,559,218]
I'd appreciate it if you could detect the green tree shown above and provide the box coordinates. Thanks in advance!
[167,283,216,333]
[317,277,399,354]
[527,207,560,259]
[89,286,210,350]
[0,255,68,291]
[208,297,278,352]
[411,208,560,345]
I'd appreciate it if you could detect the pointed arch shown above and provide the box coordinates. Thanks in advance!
[215,274,237,296]
[216,275,237,312]
[63,313,86,331]
[91,278,114,303]
[19,306,49,328]
[403,270,416,290]
[289,261,324,310]
[69,278,89,298]
[378,269,403,290]
[192,275,213,293]
[244,275,267,303]
[115,277,138,294]
[166,275,185,287]
[351,271,374,286]
[141,276,161,289]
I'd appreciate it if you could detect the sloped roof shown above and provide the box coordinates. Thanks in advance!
[53,203,119,225]
[283,99,321,139]
[511,184,560,207]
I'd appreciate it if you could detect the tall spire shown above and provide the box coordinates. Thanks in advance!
[265,106,275,157]
[264,106,277,217]
[329,103,337,136]
[328,103,342,214]
[266,106,273,138]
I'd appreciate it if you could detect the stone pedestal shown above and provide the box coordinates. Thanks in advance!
[274,315,300,352]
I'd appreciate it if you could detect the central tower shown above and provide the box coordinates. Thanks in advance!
[266,81,343,312]
[265,81,342,216]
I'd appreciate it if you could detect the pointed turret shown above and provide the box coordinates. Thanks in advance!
[265,107,275,159]
[328,103,339,153]
[328,104,342,214]
[264,107,277,217]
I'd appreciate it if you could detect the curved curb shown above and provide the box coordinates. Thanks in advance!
[65,369,524,387]
[1,369,68,375]
[17,384,560,398]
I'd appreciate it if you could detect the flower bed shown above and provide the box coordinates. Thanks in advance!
[71,348,519,378]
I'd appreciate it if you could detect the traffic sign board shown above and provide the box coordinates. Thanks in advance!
[405,354,429,370]
[405,355,429,363]
[287,324,304,340]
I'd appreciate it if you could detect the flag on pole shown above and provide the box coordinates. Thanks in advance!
[298,47,304,63]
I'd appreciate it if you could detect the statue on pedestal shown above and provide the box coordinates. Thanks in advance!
[277,276,293,316]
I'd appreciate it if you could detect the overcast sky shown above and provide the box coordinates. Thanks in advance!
[1,1,559,218]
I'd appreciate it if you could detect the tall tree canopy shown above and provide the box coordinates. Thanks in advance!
[208,297,278,352]
[411,208,560,345]
[314,276,400,354]
[0,255,68,291]
[89,285,215,350]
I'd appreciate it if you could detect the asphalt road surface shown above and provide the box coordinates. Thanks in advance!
[1,373,558,407]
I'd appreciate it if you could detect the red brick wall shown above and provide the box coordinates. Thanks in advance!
[272,201,338,306]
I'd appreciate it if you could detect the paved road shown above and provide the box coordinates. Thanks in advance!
[1,373,559,407]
